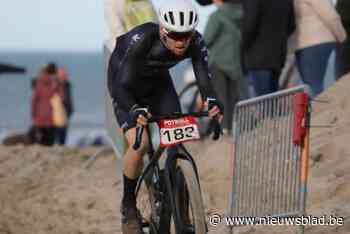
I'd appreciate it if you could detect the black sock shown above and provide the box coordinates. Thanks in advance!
[122,174,138,207]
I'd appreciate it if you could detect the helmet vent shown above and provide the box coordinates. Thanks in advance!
[169,11,175,25]
[180,12,184,26]
[189,11,194,25]
[158,2,198,32]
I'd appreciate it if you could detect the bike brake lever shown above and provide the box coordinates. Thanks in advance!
[133,126,144,150]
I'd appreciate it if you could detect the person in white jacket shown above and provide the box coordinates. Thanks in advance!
[104,0,157,50]
[104,0,127,49]
[292,0,347,97]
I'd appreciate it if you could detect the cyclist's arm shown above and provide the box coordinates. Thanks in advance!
[191,33,217,101]
[108,32,151,112]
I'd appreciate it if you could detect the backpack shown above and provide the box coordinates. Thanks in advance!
[124,0,157,31]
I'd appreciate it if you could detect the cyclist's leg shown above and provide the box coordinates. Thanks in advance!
[113,107,149,234]
[108,58,149,233]
[123,127,149,200]
[121,130,149,234]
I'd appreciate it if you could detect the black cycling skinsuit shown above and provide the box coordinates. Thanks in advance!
[108,22,217,132]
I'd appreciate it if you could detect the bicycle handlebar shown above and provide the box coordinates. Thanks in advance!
[147,111,209,122]
[133,125,145,150]
[132,111,222,150]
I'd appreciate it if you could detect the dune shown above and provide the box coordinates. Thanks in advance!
[0,145,122,234]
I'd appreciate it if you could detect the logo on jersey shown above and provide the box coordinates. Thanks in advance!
[132,34,141,43]
[195,36,204,46]
[201,45,209,60]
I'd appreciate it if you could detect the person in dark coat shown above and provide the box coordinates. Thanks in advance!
[56,68,74,145]
[335,0,350,79]
[241,0,295,96]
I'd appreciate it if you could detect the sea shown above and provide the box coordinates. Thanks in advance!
[0,50,190,146]
[0,49,337,146]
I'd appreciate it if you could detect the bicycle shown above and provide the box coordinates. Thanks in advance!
[132,109,221,234]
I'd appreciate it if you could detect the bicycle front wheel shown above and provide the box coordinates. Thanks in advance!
[136,169,158,233]
[172,158,206,234]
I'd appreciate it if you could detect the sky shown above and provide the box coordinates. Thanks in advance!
[0,0,214,52]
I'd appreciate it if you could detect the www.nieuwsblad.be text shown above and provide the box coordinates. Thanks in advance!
[209,214,344,227]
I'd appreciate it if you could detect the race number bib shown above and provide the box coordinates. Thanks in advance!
[158,117,200,147]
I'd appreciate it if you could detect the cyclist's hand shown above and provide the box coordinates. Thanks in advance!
[208,105,223,122]
[136,112,149,126]
[205,98,224,140]
[205,98,224,122]
[130,106,152,127]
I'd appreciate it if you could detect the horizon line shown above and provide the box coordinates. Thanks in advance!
[0,47,104,54]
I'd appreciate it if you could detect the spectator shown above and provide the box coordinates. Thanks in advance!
[47,64,68,146]
[46,62,58,76]
[27,77,39,144]
[31,68,58,146]
[204,0,245,135]
[335,0,350,79]
[55,68,74,145]
[123,0,157,31]
[104,0,157,49]
[292,0,346,97]
[241,0,296,97]
[104,0,127,43]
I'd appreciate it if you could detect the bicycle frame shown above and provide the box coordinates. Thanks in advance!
[131,109,221,233]
[135,124,204,234]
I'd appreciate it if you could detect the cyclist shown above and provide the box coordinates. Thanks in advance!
[107,1,223,233]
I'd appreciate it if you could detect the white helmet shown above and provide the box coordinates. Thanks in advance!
[158,0,199,33]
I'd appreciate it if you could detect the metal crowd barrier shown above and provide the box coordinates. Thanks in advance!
[229,85,311,234]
